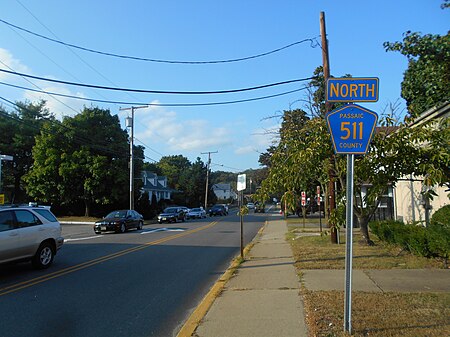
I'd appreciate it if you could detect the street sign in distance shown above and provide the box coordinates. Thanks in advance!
[237,174,246,191]
[326,77,379,102]
[326,104,378,155]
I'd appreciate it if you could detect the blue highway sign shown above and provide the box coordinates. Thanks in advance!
[326,104,378,155]
[327,77,379,102]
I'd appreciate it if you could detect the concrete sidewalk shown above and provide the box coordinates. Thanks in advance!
[194,219,308,337]
[187,217,450,337]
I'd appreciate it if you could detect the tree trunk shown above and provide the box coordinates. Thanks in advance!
[84,200,91,217]
[358,215,374,246]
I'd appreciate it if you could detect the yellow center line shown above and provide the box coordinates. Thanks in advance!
[0,221,218,297]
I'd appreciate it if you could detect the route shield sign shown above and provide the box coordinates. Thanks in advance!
[326,104,378,155]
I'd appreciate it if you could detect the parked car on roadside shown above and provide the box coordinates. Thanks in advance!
[187,207,206,219]
[208,204,227,216]
[94,210,143,234]
[255,203,265,213]
[157,207,186,223]
[218,204,229,215]
[0,205,64,269]
[246,202,256,210]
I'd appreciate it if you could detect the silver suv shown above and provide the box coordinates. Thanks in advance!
[0,205,64,269]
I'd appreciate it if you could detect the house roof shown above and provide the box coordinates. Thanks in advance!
[141,171,174,192]
[212,183,231,190]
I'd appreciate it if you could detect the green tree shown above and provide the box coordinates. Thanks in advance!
[184,157,207,207]
[384,31,450,117]
[0,100,54,202]
[157,155,191,191]
[24,107,130,216]
[257,66,449,245]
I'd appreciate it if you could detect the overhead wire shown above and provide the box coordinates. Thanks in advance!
[0,61,79,115]
[0,96,128,159]
[13,0,142,103]
[0,68,316,95]
[0,80,311,107]
[0,17,320,64]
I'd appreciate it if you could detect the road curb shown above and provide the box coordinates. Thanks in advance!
[176,221,267,337]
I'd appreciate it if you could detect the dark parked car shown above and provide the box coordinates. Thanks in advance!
[94,210,143,234]
[208,204,227,216]
[157,207,186,223]
[255,203,265,213]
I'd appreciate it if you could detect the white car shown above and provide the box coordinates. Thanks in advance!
[0,205,64,269]
[246,202,256,210]
[187,207,206,219]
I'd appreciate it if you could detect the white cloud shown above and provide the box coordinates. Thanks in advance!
[0,48,29,80]
[135,103,233,152]
[235,145,254,155]
[23,85,86,119]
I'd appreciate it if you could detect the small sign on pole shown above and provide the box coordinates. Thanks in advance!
[237,174,246,192]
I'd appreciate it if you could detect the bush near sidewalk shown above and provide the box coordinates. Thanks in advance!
[369,220,450,267]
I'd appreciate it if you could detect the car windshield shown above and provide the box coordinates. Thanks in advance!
[105,210,127,219]
[163,208,177,213]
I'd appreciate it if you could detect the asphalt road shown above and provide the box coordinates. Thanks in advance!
[0,211,269,337]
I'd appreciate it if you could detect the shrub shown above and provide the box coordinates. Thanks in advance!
[431,204,450,228]
[370,219,450,266]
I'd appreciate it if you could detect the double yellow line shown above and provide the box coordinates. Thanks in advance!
[0,221,218,297]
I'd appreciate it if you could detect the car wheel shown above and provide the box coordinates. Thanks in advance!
[119,223,126,233]
[95,231,101,235]
[32,242,54,269]
[137,221,143,230]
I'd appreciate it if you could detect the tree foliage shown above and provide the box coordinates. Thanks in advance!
[23,107,131,216]
[384,31,450,117]
[257,66,449,245]
[0,100,53,202]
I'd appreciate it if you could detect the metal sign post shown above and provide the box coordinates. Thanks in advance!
[301,191,306,228]
[237,174,246,259]
[317,186,322,232]
[325,96,378,335]
[344,154,354,332]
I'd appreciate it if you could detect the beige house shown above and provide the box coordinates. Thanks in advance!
[394,102,449,224]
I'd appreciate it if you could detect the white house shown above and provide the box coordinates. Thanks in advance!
[212,183,236,201]
[394,102,449,224]
[141,171,173,204]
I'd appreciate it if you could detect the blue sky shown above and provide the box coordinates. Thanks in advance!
[0,1,448,172]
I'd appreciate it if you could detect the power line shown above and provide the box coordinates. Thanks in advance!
[0,68,316,95]
[13,1,144,103]
[0,96,127,159]
[0,80,310,107]
[0,61,79,115]
[0,17,320,64]
[211,162,243,172]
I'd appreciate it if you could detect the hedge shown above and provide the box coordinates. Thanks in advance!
[369,219,449,265]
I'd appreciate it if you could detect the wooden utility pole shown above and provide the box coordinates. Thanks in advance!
[201,151,218,211]
[320,12,338,244]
